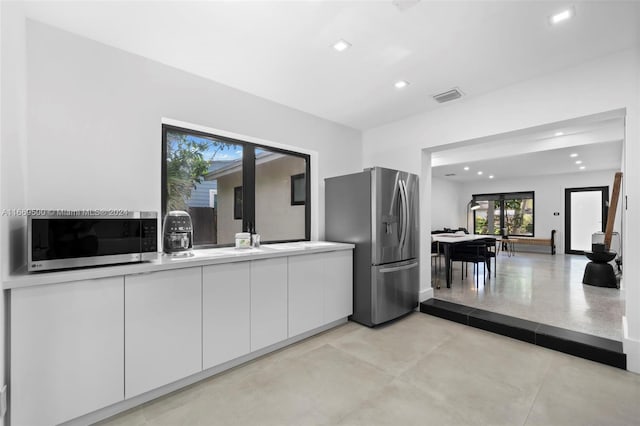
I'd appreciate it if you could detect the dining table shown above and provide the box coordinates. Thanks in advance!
[431,233,490,288]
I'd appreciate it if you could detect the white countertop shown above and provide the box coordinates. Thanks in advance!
[3,241,354,290]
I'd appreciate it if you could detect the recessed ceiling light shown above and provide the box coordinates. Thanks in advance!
[394,80,409,89]
[332,39,351,52]
[550,8,574,25]
[489,175,494,179]
[555,131,564,137]
[570,153,578,158]
[463,166,470,171]
[579,166,586,170]
[477,171,483,175]
[575,160,582,164]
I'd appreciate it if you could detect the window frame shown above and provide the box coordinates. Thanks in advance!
[161,124,311,248]
[233,186,243,220]
[472,191,535,237]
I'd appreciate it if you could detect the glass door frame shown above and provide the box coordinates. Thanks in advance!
[564,186,609,255]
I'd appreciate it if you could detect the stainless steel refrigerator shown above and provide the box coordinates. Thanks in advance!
[325,167,419,326]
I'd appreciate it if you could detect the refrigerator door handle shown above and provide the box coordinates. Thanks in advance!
[398,179,408,249]
[402,179,409,247]
[379,261,418,274]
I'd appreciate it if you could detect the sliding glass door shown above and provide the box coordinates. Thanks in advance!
[473,192,534,236]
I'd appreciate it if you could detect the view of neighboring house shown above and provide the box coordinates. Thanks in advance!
[205,151,306,244]
[180,160,233,245]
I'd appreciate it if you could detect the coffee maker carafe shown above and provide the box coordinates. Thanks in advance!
[163,211,193,256]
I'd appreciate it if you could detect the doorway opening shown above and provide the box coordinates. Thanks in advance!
[564,186,609,255]
[425,109,625,342]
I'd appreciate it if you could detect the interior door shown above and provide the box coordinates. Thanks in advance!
[565,186,609,254]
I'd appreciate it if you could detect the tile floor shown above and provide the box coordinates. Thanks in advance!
[100,313,640,426]
[432,251,625,340]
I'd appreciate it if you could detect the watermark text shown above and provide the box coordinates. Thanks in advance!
[1,209,131,217]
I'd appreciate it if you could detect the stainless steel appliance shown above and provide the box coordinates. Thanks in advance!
[28,211,158,271]
[325,167,419,326]
[163,210,194,256]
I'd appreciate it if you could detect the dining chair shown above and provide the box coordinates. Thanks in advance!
[431,238,442,288]
[450,241,488,288]
[480,237,497,277]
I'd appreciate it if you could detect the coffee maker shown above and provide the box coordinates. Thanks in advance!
[163,210,193,256]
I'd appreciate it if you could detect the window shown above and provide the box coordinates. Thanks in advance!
[291,173,306,205]
[472,191,534,237]
[162,125,310,247]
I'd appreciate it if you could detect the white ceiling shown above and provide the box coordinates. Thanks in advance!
[22,1,640,130]
[432,140,623,182]
[432,113,624,182]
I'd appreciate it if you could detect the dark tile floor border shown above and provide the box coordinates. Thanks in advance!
[420,298,626,370]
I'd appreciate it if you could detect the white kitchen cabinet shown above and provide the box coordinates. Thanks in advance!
[288,250,353,337]
[11,276,124,426]
[125,267,202,398]
[203,262,250,369]
[288,254,325,336]
[250,257,288,351]
[323,250,353,323]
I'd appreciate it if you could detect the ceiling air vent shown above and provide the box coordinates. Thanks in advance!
[433,88,464,104]
[444,173,456,177]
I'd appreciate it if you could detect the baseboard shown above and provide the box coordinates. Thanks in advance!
[419,287,433,302]
[623,316,640,374]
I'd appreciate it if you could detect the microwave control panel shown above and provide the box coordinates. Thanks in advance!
[141,218,158,253]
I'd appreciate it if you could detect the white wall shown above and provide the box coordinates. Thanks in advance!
[3,19,361,269]
[0,3,30,424]
[0,4,4,424]
[363,48,640,372]
[430,177,464,231]
[460,169,622,254]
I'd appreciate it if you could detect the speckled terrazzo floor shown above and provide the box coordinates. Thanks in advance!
[432,251,624,340]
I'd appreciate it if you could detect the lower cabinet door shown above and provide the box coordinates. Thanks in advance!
[11,277,125,426]
[323,250,354,323]
[288,254,325,337]
[250,258,288,351]
[125,267,202,398]
[203,262,250,369]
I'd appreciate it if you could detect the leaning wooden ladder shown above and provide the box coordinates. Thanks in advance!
[604,172,623,251]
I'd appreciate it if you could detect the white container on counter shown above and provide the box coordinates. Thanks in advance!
[235,232,251,249]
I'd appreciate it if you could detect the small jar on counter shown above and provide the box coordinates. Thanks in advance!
[235,232,251,249]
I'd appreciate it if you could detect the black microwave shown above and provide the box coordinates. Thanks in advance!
[28,211,158,272]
